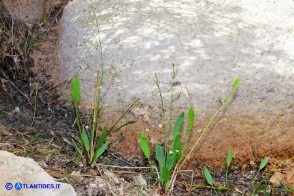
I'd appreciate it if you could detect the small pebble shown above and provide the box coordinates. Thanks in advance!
[270,172,283,188]
[14,107,20,113]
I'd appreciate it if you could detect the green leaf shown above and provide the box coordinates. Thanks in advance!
[161,167,171,183]
[173,112,184,138]
[159,167,171,192]
[231,77,240,93]
[164,179,171,192]
[71,76,81,105]
[41,12,47,23]
[223,77,240,105]
[71,139,83,159]
[34,82,39,91]
[113,121,136,133]
[187,106,195,136]
[166,152,175,171]
[172,135,182,161]
[81,128,90,154]
[140,131,150,159]
[223,97,229,105]
[204,166,213,186]
[156,143,165,171]
[227,148,233,168]
[259,157,269,171]
[217,185,229,191]
[172,135,182,151]
[93,141,109,162]
[96,126,107,150]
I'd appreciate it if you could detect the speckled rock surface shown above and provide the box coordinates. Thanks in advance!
[2,0,44,23]
[57,0,294,165]
[0,151,76,196]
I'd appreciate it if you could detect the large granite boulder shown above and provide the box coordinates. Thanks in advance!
[57,0,294,165]
[0,151,76,196]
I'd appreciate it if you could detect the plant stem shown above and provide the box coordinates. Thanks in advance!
[213,187,218,196]
[180,81,237,168]
[31,83,39,127]
[147,159,156,176]
[250,171,260,193]
[169,64,176,134]
[166,64,176,154]
[109,98,139,132]
[226,166,229,186]
[155,73,166,128]
[180,104,223,168]
[74,104,90,162]
[91,71,100,160]
[74,104,82,134]
[85,0,105,162]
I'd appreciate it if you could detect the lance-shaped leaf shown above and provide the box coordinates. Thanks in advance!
[259,157,269,171]
[172,135,182,161]
[71,76,81,106]
[187,106,195,136]
[140,131,150,159]
[166,152,175,171]
[156,143,165,172]
[81,128,90,154]
[227,149,233,168]
[95,126,107,150]
[173,112,184,138]
[204,166,213,186]
[161,167,171,191]
[231,76,240,93]
[93,141,109,162]
[223,77,240,105]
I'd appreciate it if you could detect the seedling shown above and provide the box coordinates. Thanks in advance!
[204,166,218,195]
[250,156,270,193]
[139,131,152,170]
[140,67,240,193]
[226,148,233,186]
[140,107,195,192]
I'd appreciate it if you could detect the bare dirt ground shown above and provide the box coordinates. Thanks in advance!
[0,1,293,195]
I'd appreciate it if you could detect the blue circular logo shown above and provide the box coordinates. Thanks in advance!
[14,182,23,191]
[5,183,13,190]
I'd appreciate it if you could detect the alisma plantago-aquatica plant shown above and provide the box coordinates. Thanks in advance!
[71,76,138,163]
[140,76,240,193]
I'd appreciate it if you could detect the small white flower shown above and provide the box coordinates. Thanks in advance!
[146,128,150,132]
[197,129,202,133]
[169,150,173,154]
[158,124,162,128]
[14,107,20,113]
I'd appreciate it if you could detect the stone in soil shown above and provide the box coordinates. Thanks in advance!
[0,151,76,196]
